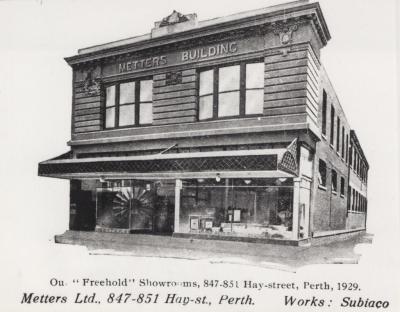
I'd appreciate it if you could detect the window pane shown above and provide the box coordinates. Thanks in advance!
[140,80,153,102]
[219,65,240,92]
[246,63,264,88]
[318,160,326,186]
[199,95,213,120]
[199,70,213,95]
[218,91,239,117]
[140,103,153,124]
[120,82,135,104]
[245,89,264,115]
[119,104,135,126]
[332,170,337,192]
[105,107,115,128]
[106,86,115,107]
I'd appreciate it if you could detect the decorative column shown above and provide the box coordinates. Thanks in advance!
[174,179,182,233]
[292,178,301,240]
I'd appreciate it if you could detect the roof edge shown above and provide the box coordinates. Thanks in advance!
[65,1,330,66]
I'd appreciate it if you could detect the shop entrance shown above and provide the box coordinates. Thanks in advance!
[95,179,175,234]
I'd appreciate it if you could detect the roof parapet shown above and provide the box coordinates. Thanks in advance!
[66,0,330,65]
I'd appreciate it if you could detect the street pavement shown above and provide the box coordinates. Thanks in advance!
[56,231,373,270]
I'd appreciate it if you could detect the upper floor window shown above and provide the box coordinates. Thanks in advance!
[318,159,327,187]
[105,79,153,129]
[330,105,335,146]
[198,61,264,120]
[336,117,340,152]
[321,90,327,136]
[341,127,345,158]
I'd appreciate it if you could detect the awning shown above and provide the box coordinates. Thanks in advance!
[38,142,298,180]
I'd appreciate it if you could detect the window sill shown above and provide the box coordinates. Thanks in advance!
[321,133,327,140]
[318,185,327,191]
[332,191,338,195]
[104,123,153,130]
[340,194,345,198]
[330,144,334,149]
[198,113,264,122]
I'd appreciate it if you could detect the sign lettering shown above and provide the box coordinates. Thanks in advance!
[181,42,238,62]
[117,41,239,74]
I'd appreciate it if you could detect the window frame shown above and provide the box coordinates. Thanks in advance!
[321,90,327,137]
[197,59,264,121]
[103,77,153,130]
[318,159,327,188]
[340,176,345,197]
[336,117,340,153]
[330,105,335,146]
[341,127,345,159]
[331,169,337,194]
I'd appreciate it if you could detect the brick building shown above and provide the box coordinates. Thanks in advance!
[39,0,369,245]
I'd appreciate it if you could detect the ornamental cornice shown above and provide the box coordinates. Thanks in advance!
[66,3,330,67]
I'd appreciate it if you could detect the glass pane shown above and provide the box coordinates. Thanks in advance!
[96,182,155,230]
[105,107,115,128]
[245,89,264,115]
[120,81,135,104]
[180,178,293,239]
[219,65,240,92]
[140,103,153,124]
[106,85,115,107]
[199,70,213,95]
[199,95,213,120]
[119,104,135,126]
[246,63,264,88]
[140,80,153,102]
[218,91,239,117]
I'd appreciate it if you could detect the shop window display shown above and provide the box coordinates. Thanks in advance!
[180,178,293,239]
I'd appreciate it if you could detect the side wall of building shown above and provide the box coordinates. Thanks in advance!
[347,135,368,229]
[311,66,352,233]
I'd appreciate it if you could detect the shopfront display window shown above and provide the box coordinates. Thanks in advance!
[179,178,293,239]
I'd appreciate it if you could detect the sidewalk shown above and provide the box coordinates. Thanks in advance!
[55,230,373,270]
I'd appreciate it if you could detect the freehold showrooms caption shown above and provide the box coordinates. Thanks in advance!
[20,277,390,309]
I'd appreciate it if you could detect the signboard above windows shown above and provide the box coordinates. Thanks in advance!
[102,35,265,77]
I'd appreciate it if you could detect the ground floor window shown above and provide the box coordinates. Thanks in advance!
[70,179,175,233]
[69,177,296,240]
[180,178,293,239]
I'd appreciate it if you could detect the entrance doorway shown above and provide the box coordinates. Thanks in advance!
[95,179,175,234]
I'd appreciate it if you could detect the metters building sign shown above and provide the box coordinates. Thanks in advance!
[115,40,255,75]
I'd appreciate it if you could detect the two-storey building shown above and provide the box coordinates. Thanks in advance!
[39,0,369,246]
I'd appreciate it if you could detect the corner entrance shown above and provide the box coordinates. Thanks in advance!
[70,179,175,234]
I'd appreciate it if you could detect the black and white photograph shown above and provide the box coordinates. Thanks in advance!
[0,0,399,311]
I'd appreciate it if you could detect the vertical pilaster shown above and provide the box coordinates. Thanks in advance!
[174,179,182,233]
[292,178,301,240]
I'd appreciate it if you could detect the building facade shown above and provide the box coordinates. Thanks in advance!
[39,0,369,245]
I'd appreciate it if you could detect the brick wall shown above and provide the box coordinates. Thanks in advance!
[264,44,319,132]
[312,65,352,232]
[153,69,197,125]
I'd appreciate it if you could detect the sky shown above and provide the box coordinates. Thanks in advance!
[0,0,398,310]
